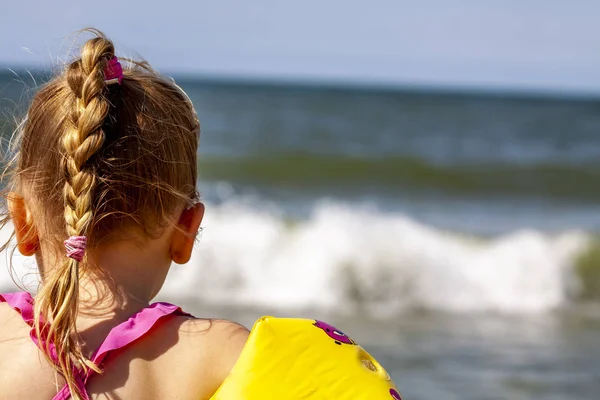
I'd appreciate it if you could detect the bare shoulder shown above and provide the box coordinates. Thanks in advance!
[180,318,249,371]
[107,315,249,399]
[0,300,12,316]
[0,302,13,334]
[0,301,31,341]
[169,317,250,398]
[0,301,24,329]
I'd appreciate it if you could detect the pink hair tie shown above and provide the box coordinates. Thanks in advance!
[104,56,123,85]
[64,236,87,262]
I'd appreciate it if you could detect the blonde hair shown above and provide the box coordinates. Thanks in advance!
[1,29,200,399]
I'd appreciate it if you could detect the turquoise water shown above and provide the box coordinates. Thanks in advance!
[2,72,600,399]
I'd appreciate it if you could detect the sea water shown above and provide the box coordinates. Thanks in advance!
[1,73,599,399]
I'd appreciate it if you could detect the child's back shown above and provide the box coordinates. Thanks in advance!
[0,30,247,399]
[0,296,247,399]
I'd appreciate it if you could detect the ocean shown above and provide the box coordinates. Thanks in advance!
[1,72,599,399]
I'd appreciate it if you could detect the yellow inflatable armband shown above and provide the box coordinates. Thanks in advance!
[211,317,402,399]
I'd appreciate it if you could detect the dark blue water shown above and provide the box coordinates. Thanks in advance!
[175,79,600,234]
[3,74,600,233]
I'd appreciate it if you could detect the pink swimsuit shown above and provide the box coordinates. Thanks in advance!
[0,291,190,400]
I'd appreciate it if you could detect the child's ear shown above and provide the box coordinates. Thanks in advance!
[7,193,39,256]
[170,202,205,264]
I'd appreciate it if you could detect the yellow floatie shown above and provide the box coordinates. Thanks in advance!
[211,317,402,399]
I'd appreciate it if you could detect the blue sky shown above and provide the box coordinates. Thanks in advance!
[1,0,599,93]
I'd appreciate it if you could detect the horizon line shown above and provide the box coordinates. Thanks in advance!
[1,65,600,103]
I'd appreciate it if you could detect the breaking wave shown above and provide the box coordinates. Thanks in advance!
[0,199,591,314]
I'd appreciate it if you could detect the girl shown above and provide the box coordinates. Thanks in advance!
[0,30,248,399]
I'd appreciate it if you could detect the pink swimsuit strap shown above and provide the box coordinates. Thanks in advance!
[0,292,191,400]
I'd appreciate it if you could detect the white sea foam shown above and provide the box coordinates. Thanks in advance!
[161,200,590,314]
[0,200,591,314]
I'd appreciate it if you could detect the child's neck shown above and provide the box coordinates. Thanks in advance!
[87,236,172,309]
[37,231,174,340]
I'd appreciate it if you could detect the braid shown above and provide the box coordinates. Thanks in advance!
[33,35,114,400]
[63,39,110,237]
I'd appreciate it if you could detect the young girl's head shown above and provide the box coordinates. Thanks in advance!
[1,29,201,398]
